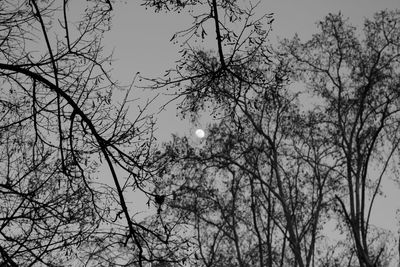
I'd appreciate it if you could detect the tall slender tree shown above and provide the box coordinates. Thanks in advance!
[282,10,400,267]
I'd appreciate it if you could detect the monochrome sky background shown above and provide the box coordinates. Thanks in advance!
[100,0,400,235]
[105,0,400,139]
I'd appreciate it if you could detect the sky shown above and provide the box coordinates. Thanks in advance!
[101,0,400,247]
[105,0,400,138]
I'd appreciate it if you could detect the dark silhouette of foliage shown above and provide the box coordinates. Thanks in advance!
[283,10,400,267]
[144,3,400,267]
[0,1,170,266]
[1,0,399,266]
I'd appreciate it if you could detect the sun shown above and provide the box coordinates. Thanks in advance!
[195,129,205,138]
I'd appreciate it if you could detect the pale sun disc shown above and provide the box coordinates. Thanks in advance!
[195,129,205,138]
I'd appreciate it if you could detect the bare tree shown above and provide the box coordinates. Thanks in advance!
[141,1,343,266]
[0,1,170,265]
[283,10,400,267]
[141,2,400,266]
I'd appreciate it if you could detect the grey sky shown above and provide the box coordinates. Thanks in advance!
[104,0,400,138]
[106,0,400,79]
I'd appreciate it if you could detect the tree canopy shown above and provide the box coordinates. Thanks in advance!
[1,0,399,266]
[144,3,400,267]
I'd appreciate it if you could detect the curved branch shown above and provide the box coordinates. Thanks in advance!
[0,63,145,265]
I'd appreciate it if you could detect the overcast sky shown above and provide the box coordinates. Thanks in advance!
[104,0,400,138]
[101,0,400,236]
[106,0,400,77]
